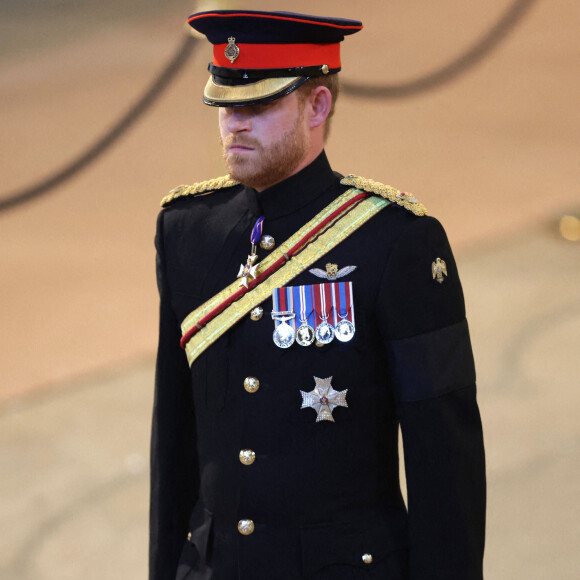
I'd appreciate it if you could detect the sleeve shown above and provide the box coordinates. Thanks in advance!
[149,211,200,580]
[376,215,486,580]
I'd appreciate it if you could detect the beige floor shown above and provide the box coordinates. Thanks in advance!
[0,1,578,578]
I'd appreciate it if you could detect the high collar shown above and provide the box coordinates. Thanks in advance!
[249,151,337,220]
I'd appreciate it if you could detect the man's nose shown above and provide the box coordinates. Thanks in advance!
[225,107,252,133]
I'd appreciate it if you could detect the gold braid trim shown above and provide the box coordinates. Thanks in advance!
[161,175,240,207]
[340,174,427,216]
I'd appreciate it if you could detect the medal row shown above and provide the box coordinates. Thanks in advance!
[271,282,356,349]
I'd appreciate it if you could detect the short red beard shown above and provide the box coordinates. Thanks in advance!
[221,110,309,191]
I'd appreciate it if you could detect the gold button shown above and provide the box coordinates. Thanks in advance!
[260,235,275,250]
[250,307,263,321]
[243,377,260,393]
[315,340,324,348]
[362,553,373,565]
[187,531,192,542]
[239,449,256,465]
[238,519,254,535]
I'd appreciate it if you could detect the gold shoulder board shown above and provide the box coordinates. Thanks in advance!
[340,174,427,216]
[161,175,240,207]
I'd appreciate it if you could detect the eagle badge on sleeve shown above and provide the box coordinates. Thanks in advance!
[432,257,447,283]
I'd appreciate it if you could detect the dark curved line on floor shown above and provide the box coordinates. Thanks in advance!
[0,35,197,214]
[3,471,146,580]
[341,0,539,98]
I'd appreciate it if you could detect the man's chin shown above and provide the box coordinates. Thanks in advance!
[225,161,261,187]
[225,154,251,174]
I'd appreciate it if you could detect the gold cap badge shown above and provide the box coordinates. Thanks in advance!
[224,37,239,64]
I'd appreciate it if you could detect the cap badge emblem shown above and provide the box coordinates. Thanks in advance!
[225,37,240,64]
[432,257,447,283]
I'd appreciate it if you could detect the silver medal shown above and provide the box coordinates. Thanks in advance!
[335,319,355,342]
[315,320,335,344]
[296,323,315,346]
[273,321,295,348]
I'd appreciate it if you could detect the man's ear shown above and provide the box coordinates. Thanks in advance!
[307,86,332,129]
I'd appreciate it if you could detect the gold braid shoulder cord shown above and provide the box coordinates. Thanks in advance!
[160,175,239,207]
[340,175,427,216]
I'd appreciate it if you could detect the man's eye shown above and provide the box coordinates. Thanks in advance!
[252,102,273,113]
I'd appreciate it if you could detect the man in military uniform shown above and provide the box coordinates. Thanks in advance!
[150,10,486,580]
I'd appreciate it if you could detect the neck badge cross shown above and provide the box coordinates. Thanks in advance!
[237,216,264,288]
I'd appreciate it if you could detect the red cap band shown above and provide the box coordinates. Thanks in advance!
[213,42,341,70]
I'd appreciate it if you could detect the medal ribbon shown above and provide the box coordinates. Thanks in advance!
[304,285,315,327]
[250,216,265,246]
[313,283,334,326]
[287,287,295,331]
[330,283,338,327]
[272,288,280,327]
[323,283,333,323]
[298,285,306,323]
[290,284,315,327]
[313,284,322,327]
[333,281,354,324]
[279,286,286,317]
[347,281,355,326]
[272,287,295,330]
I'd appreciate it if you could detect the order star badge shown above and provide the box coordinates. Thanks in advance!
[300,376,348,423]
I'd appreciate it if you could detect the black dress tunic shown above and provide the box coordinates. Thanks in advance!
[150,151,486,580]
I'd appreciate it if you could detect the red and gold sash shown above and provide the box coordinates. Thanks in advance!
[180,187,390,366]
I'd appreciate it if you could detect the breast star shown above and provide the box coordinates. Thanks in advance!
[300,376,348,423]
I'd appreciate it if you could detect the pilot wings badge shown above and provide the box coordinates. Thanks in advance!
[309,262,357,281]
[432,257,447,283]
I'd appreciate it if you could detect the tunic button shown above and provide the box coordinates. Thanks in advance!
[238,519,255,535]
[362,553,373,564]
[260,234,275,250]
[250,306,263,321]
[243,377,260,393]
[187,532,192,542]
[239,449,256,465]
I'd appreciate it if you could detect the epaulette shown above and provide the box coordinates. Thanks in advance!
[161,175,240,207]
[340,174,427,216]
